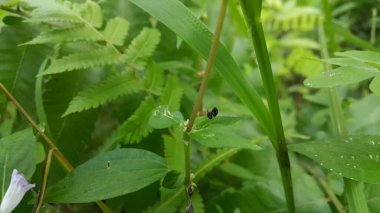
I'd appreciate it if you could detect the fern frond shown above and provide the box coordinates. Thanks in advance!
[117,96,155,144]
[263,5,323,32]
[163,134,184,172]
[102,17,129,46]
[27,0,82,24]
[82,0,103,28]
[159,76,183,111]
[63,73,144,116]
[23,27,102,45]
[42,48,123,75]
[144,62,164,95]
[124,28,161,70]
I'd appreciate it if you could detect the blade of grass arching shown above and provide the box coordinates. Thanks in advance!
[320,1,369,211]
[128,0,276,142]
[239,0,294,212]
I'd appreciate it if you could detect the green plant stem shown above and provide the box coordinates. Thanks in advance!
[33,148,56,213]
[0,83,112,213]
[185,0,228,132]
[0,4,30,18]
[371,8,377,45]
[0,83,73,172]
[239,1,294,212]
[318,4,369,211]
[301,162,346,213]
[183,0,227,204]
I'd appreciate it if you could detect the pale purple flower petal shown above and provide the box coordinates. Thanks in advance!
[0,169,35,213]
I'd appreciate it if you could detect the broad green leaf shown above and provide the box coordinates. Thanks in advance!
[102,17,129,46]
[0,129,36,198]
[304,66,379,88]
[162,170,184,189]
[289,135,380,184]
[43,71,98,165]
[42,48,123,75]
[124,28,161,70]
[0,23,50,115]
[149,105,184,129]
[46,148,168,203]
[129,0,274,140]
[335,50,380,65]
[370,75,380,97]
[63,73,144,116]
[83,0,103,28]
[322,57,375,70]
[194,116,240,130]
[190,124,260,150]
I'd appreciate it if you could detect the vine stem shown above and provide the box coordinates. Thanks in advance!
[0,83,112,213]
[183,0,228,201]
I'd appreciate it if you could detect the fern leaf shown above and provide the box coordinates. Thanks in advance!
[144,62,164,95]
[117,96,155,144]
[24,27,101,45]
[102,17,130,46]
[42,48,122,75]
[28,0,82,24]
[82,0,103,28]
[63,73,144,116]
[163,134,185,172]
[159,76,183,111]
[124,28,161,70]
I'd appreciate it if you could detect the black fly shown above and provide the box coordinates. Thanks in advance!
[207,107,218,119]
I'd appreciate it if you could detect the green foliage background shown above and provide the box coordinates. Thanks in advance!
[1,0,380,212]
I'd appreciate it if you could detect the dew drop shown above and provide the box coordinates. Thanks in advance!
[346,163,350,166]
[338,173,342,176]
[351,156,355,160]
[340,155,344,159]
[329,168,334,171]
[370,154,374,159]
[314,154,318,157]
[353,165,357,169]
[320,163,324,166]
[370,140,375,145]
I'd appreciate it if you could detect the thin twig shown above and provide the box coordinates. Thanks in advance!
[0,4,30,18]
[0,83,73,172]
[183,0,228,210]
[185,0,228,133]
[0,83,112,213]
[300,162,346,213]
[33,148,56,213]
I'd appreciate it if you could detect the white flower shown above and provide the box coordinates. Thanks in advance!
[0,169,35,213]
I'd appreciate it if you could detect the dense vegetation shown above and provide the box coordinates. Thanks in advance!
[0,0,380,212]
